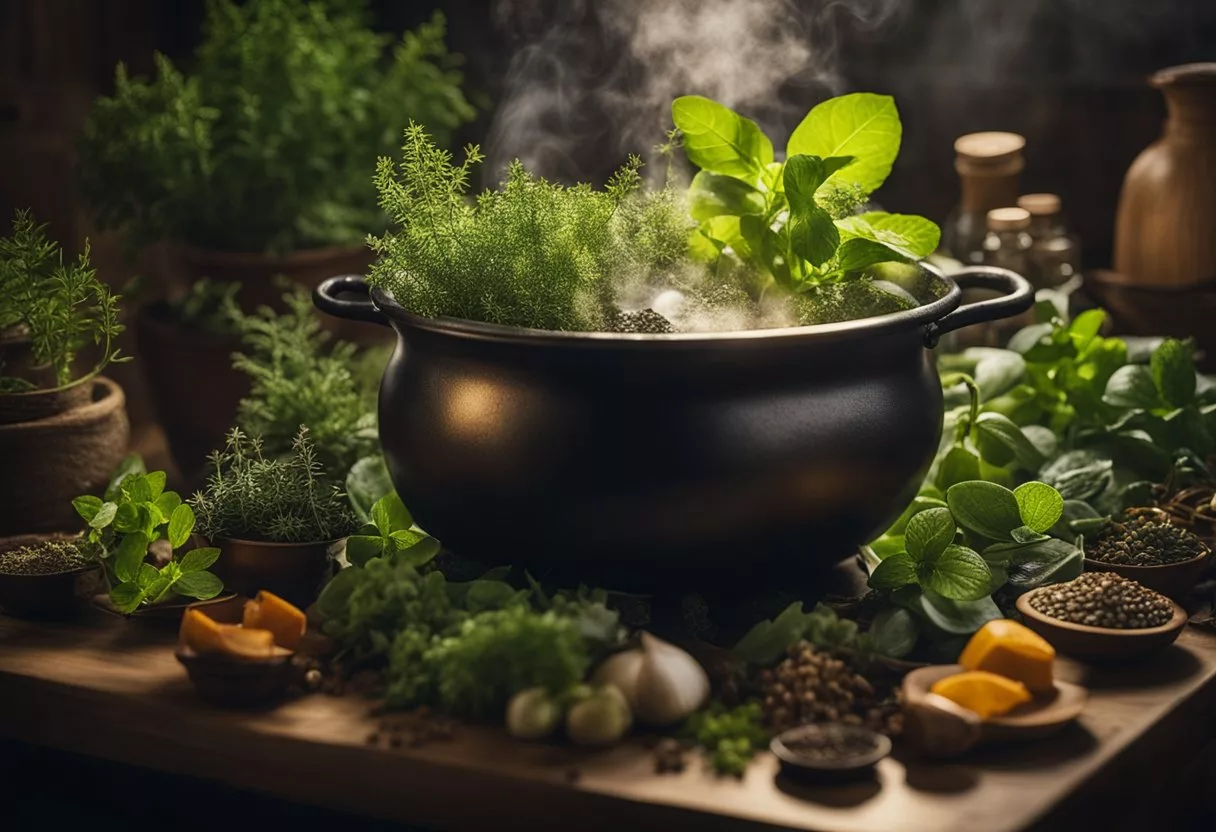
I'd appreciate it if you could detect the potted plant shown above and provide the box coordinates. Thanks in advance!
[190,426,360,606]
[0,210,130,536]
[316,93,1034,591]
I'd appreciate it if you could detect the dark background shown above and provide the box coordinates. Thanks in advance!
[2,0,1215,269]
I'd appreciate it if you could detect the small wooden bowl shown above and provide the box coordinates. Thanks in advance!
[176,644,294,708]
[902,664,1087,750]
[770,723,891,782]
[92,591,238,624]
[1016,589,1188,662]
[1084,546,1211,602]
[0,564,102,619]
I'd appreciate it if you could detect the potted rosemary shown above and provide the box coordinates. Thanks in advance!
[0,210,129,536]
[190,427,360,606]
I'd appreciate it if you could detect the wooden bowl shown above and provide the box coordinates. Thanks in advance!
[0,564,102,619]
[902,664,1087,748]
[176,644,294,708]
[1084,546,1211,602]
[92,591,238,624]
[1016,590,1188,662]
[770,724,891,782]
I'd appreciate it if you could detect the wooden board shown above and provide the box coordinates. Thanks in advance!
[2,611,1216,832]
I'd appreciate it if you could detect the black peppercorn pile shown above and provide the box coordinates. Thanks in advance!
[780,725,880,764]
[0,540,90,575]
[758,641,902,736]
[1029,573,1174,629]
[1090,513,1207,566]
[605,308,675,334]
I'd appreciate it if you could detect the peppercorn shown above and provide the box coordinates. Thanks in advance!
[758,641,900,736]
[1029,573,1174,629]
[1089,512,1207,567]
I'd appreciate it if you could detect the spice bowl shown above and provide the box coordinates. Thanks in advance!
[770,723,891,783]
[0,563,103,619]
[1084,546,1212,602]
[1016,589,1188,662]
[175,644,295,708]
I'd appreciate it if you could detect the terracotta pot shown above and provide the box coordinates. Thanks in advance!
[0,377,130,536]
[1114,63,1216,288]
[0,533,103,619]
[1084,269,1216,372]
[0,376,93,424]
[212,537,342,608]
[135,301,247,481]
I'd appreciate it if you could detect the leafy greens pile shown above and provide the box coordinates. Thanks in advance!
[78,1,475,253]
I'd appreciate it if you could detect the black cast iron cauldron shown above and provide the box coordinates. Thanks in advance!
[316,265,1032,592]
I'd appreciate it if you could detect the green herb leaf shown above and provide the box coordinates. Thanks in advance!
[868,552,917,590]
[974,412,1045,471]
[174,571,223,600]
[113,502,141,534]
[732,602,818,666]
[783,154,833,214]
[113,531,149,583]
[917,544,991,601]
[346,535,385,567]
[1104,365,1163,410]
[347,454,395,524]
[867,607,918,658]
[154,491,182,518]
[145,471,166,499]
[687,171,767,221]
[946,481,1023,541]
[371,492,413,536]
[105,454,146,502]
[893,587,1003,636]
[137,562,160,589]
[672,95,773,181]
[786,92,901,192]
[124,474,153,505]
[788,207,839,267]
[167,503,195,550]
[833,237,903,274]
[1151,339,1196,408]
[904,507,956,560]
[73,495,104,523]
[179,546,219,573]
[393,535,441,568]
[1013,481,1065,533]
[986,537,1083,590]
[109,582,145,614]
[88,500,118,529]
[835,212,941,260]
[936,446,982,491]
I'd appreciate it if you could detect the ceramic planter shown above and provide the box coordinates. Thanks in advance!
[0,377,129,536]
[316,264,1033,591]
[212,537,343,607]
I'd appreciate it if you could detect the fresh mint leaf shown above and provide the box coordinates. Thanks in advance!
[137,562,160,589]
[124,474,153,505]
[974,412,1045,470]
[867,607,918,658]
[946,481,1023,541]
[109,582,145,614]
[1104,365,1162,410]
[869,552,917,590]
[88,501,117,529]
[371,492,413,536]
[346,535,385,567]
[174,571,223,600]
[145,471,167,499]
[347,454,395,524]
[105,454,146,501]
[687,171,766,221]
[783,154,832,213]
[893,587,1002,636]
[972,350,1026,401]
[154,491,182,518]
[788,208,839,267]
[917,544,992,602]
[904,507,955,560]
[732,601,818,665]
[672,95,773,181]
[1068,309,1105,348]
[113,531,150,583]
[835,212,941,260]
[114,502,141,534]
[73,495,104,523]
[167,503,195,549]
[393,535,441,568]
[834,237,904,274]
[936,446,982,491]
[786,92,900,192]
[179,547,219,573]
[1013,481,1064,532]
[1152,339,1196,408]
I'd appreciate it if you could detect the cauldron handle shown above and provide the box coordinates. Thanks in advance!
[313,275,390,327]
[924,267,1034,348]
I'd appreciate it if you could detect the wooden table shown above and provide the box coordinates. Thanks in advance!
[2,611,1215,832]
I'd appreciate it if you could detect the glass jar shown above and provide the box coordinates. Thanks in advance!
[1017,193,1080,289]
[942,132,1026,266]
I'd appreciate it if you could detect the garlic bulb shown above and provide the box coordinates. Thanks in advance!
[592,632,709,726]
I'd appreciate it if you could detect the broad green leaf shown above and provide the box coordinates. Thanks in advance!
[1007,322,1055,355]
[316,567,362,620]
[179,547,220,573]
[836,212,941,260]
[867,607,918,659]
[834,237,904,274]
[697,215,755,262]
[868,552,917,590]
[347,455,395,524]
[154,491,182,518]
[893,587,1002,636]
[786,92,901,192]
[946,481,1022,541]
[109,582,145,614]
[971,351,1026,401]
[905,507,956,561]
[1103,365,1162,410]
[143,573,175,605]
[113,502,141,533]
[672,95,773,180]
[918,544,992,601]
[732,601,818,665]
[113,532,149,584]
[1151,338,1196,408]
[869,535,905,559]
[936,446,982,491]
[783,154,832,214]
[105,454,146,501]
[974,412,1045,471]
[141,503,165,537]
[688,170,767,221]
[881,495,949,538]
[788,207,839,267]
[88,501,118,530]
[167,503,195,550]
[144,471,166,499]
[392,535,441,568]
[124,474,153,505]
[174,571,224,601]
[73,495,104,523]
[1000,537,1083,590]
[1014,482,1064,533]
[371,492,413,536]
[137,562,160,589]
[1010,525,1047,544]
[345,535,385,567]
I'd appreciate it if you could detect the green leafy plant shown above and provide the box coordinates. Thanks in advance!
[673,93,940,293]
[78,2,476,253]
[230,286,377,471]
[190,426,359,543]
[682,701,769,777]
[868,507,991,601]
[166,278,240,335]
[73,467,222,612]
[345,491,439,567]
[370,125,691,332]
[0,210,126,391]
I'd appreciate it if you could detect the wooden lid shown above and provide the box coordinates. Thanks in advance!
[1018,193,1061,216]
[987,207,1031,231]
[955,132,1025,177]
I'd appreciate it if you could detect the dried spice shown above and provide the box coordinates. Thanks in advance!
[1090,512,1207,566]
[777,724,882,765]
[1029,573,1174,629]
[0,540,91,575]
[758,641,902,736]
